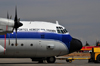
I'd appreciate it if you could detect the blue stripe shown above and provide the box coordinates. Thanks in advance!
[0,32,72,50]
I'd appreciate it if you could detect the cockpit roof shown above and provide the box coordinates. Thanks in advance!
[19,21,68,34]
[20,21,64,29]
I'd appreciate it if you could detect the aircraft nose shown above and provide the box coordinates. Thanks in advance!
[69,38,83,53]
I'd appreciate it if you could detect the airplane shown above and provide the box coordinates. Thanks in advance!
[0,7,82,63]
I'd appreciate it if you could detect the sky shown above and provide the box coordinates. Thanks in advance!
[0,0,100,45]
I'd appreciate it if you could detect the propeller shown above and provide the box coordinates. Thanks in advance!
[7,11,12,19]
[14,6,23,33]
[7,7,23,46]
[14,6,23,46]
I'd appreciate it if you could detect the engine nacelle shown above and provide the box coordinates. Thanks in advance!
[0,18,14,35]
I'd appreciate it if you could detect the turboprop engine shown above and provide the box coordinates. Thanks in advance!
[0,18,14,35]
[0,7,23,35]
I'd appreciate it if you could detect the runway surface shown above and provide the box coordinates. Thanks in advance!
[0,58,99,66]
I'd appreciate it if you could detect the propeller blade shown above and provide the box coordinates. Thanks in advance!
[13,6,23,46]
[14,6,23,29]
[15,31,17,46]
[7,11,9,19]
[14,6,17,22]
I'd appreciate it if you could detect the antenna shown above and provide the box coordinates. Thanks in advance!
[56,21,59,25]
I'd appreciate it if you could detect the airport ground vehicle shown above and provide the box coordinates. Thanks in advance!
[88,47,100,63]
[57,47,100,63]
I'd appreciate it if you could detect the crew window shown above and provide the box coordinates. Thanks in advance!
[59,27,63,29]
[56,27,68,34]
[56,27,63,34]
[61,30,64,33]
[63,29,68,33]
[57,30,60,33]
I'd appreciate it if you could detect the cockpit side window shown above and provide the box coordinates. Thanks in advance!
[57,30,61,33]
[56,27,68,34]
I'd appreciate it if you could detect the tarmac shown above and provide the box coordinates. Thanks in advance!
[0,58,99,66]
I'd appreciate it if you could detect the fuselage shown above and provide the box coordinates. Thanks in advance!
[0,21,82,58]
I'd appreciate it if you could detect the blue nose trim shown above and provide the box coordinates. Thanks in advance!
[62,34,72,50]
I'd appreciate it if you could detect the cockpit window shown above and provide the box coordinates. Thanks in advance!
[57,30,60,33]
[59,27,63,29]
[56,27,68,34]
[61,30,64,33]
[63,29,68,33]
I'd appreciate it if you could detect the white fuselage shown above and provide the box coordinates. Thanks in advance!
[0,21,71,58]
